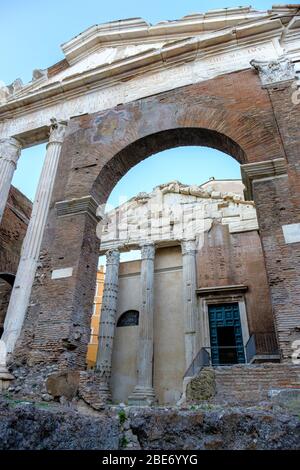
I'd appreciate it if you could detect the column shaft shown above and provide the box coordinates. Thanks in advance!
[1,119,67,355]
[96,249,120,401]
[182,239,198,371]
[0,137,21,222]
[129,242,156,405]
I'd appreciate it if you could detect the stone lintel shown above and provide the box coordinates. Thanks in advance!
[14,125,50,149]
[99,238,182,255]
[196,284,248,296]
[56,195,101,223]
[241,158,287,200]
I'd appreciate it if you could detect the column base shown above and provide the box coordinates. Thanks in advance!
[128,385,157,406]
[0,366,14,392]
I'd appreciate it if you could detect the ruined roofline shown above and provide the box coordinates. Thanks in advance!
[104,179,252,216]
[199,177,244,187]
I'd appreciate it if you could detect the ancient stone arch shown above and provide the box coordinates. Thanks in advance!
[0,6,300,395]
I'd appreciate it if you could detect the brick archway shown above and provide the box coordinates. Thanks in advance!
[13,71,299,386]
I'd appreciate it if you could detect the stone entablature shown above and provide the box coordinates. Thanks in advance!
[0,6,300,141]
[100,180,258,253]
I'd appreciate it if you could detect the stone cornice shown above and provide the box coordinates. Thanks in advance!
[0,18,284,118]
[241,158,288,199]
[0,9,299,141]
[196,284,248,296]
[61,9,271,63]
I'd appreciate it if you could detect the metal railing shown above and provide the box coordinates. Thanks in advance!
[245,332,279,363]
[184,347,210,378]
[184,334,280,377]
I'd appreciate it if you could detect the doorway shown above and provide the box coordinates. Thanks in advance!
[208,303,245,365]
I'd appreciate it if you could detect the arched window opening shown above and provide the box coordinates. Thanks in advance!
[117,310,139,327]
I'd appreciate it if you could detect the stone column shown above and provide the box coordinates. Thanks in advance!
[129,242,156,405]
[181,239,198,371]
[0,137,22,223]
[1,119,67,356]
[96,248,120,402]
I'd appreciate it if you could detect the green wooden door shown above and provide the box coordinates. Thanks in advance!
[208,303,245,366]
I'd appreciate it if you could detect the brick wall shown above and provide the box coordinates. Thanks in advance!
[213,363,300,403]
[0,185,32,275]
[0,186,31,334]
[252,82,300,358]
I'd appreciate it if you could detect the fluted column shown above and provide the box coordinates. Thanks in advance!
[129,242,156,405]
[1,119,67,355]
[0,137,22,223]
[181,239,198,371]
[96,248,120,402]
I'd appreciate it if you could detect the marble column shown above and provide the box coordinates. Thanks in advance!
[129,242,156,405]
[96,248,120,402]
[181,239,198,371]
[0,137,22,223]
[1,119,67,356]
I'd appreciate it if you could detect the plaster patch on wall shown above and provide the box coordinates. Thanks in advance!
[282,224,300,244]
[51,267,73,280]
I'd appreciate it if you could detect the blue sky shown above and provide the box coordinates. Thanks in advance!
[1,1,277,204]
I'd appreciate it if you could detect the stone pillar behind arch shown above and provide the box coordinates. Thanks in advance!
[128,242,156,405]
[181,239,198,371]
[96,248,120,403]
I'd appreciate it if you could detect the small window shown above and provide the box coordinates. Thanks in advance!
[117,310,139,327]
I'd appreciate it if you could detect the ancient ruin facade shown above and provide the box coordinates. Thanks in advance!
[0,5,300,401]
[91,179,276,404]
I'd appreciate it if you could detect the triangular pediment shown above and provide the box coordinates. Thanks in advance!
[1,5,300,112]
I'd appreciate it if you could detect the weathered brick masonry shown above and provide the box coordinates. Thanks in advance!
[12,69,299,386]
[0,186,31,333]
[0,186,31,275]
[213,364,300,403]
[253,82,300,358]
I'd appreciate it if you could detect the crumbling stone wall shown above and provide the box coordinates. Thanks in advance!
[0,397,300,450]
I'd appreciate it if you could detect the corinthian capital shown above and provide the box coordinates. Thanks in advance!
[181,239,197,256]
[140,242,155,260]
[106,248,120,265]
[0,137,22,167]
[250,56,295,86]
[48,118,68,145]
